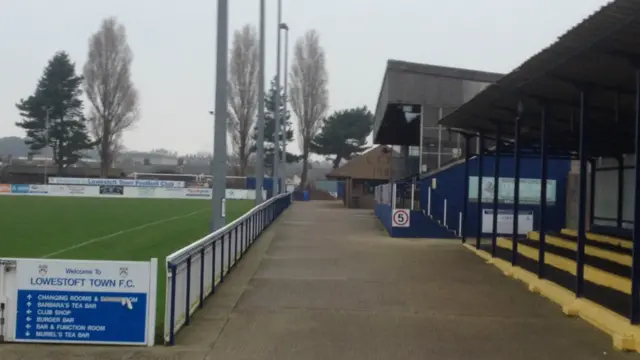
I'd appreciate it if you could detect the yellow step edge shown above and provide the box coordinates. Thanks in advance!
[462,243,640,352]
[496,237,631,294]
[528,231,631,267]
[561,228,632,250]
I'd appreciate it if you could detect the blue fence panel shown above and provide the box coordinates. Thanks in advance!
[337,181,345,199]
[421,156,570,237]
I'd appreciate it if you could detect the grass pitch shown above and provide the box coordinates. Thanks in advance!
[0,195,253,338]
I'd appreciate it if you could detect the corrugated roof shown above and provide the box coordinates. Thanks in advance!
[439,0,640,157]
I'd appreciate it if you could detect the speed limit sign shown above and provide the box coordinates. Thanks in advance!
[392,209,410,227]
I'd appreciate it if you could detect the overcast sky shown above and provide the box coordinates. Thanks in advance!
[0,0,611,155]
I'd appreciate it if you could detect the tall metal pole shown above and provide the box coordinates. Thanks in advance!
[272,0,282,196]
[211,0,229,231]
[254,0,266,204]
[280,24,289,193]
[43,108,50,184]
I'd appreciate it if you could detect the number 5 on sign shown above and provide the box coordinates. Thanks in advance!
[392,209,410,227]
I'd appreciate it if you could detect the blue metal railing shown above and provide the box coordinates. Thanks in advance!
[426,186,463,236]
[163,192,292,345]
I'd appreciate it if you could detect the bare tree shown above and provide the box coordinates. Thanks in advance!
[227,24,259,176]
[83,17,139,177]
[289,30,329,188]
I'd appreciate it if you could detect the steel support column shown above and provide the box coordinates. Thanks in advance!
[476,132,485,249]
[631,68,640,324]
[576,91,588,297]
[211,0,228,231]
[617,156,624,228]
[539,105,549,279]
[512,109,522,266]
[461,135,471,243]
[589,158,596,227]
[491,126,501,257]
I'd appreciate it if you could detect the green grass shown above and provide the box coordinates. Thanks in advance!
[0,195,253,339]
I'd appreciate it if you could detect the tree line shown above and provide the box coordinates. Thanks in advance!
[16,18,372,186]
[15,18,138,176]
[227,25,373,187]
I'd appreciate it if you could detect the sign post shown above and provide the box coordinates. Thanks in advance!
[392,209,410,227]
[8,258,157,346]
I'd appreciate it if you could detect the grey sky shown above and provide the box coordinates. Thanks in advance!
[0,0,610,155]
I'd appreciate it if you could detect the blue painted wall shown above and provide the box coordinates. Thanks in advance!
[375,203,393,234]
[337,181,345,199]
[374,203,456,238]
[420,155,570,236]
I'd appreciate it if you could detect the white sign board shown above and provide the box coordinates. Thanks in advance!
[481,209,534,235]
[0,184,265,201]
[392,209,410,227]
[3,258,157,346]
[48,177,185,188]
[469,176,557,204]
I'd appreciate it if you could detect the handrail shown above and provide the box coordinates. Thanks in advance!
[166,192,290,265]
[163,191,293,345]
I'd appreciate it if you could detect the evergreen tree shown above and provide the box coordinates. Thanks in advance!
[251,77,299,175]
[16,51,96,174]
[312,106,373,168]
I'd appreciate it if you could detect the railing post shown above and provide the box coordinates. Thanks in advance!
[168,263,177,346]
[227,233,231,274]
[211,242,216,293]
[443,198,448,227]
[185,256,192,326]
[235,226,239,263]
[220,237,225,283]
[251,215,254,244]
[410,177,416,210]
[199,248,205,308]
[241,221,245,254]
[458,212,462,236]
[253,214,257,242]
[427,187,431,216]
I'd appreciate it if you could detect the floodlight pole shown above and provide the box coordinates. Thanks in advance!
[43,108,51,184]
[255,0,266,204]
[272,0,282,196]
[280,22,289,193]
[211,0,229,231]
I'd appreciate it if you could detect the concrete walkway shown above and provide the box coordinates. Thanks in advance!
[194,201,632,359]
[1,201,634,359]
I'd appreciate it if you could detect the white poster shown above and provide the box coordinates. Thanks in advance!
[481,209,533,235]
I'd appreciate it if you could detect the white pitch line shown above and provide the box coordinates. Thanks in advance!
[42,209,208,258]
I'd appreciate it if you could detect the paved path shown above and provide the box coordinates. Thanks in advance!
[1,201,634,359]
